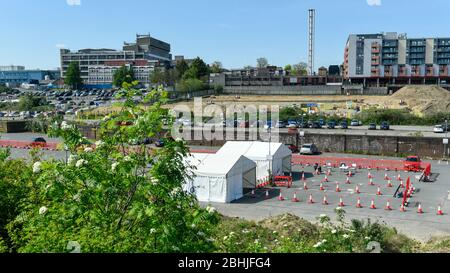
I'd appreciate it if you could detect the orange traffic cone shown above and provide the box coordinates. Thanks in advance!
[437,205,444,215]
[368,172,373,179]
[335,183,341,192]
[265,189,270,199]
[303,181,308,190]
[397,174,401,181]
[327,169,331,176]
[308,194,314,204]
[348,170,353,177]
[368,178,375,186]
[292,192,300,202]
[384,173,389,180]
[370,199,376,209]
[302,172,306,181]
[417,203,423,214]
[377,186,382,196]
[385,200,392,210]
[323,175,329,182]
[400,204,406,212]
[400,180,405,188]
[319,183,325,191]
[387,179,393,187]
[346,177,351,184]
[356,197,363,208]
[322,195,329,205]
[355,185,361,194]
[339,197,345,207]
[278,191,285,201]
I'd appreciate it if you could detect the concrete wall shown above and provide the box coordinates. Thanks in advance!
[224,85,343,95]
[182,130,445,159]
[0,120,28,133]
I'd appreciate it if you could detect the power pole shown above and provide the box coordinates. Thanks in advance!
[308,9,316,76]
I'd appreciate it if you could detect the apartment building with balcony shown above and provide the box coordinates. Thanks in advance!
[343,32,450,86]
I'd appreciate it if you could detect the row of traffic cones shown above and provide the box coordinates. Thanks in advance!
[271,190,445,215]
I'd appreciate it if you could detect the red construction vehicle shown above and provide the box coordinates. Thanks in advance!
[404,156,422,172]
[273,176,293,188]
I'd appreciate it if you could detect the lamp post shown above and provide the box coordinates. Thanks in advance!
[267,126,273,182]
[64,145,69,164]
[444,119,449,159]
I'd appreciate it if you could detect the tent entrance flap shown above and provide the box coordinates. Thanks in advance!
[242,167,257,189]
[282,156,292,173]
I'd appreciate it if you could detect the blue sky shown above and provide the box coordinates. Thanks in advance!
[1,0,450,70]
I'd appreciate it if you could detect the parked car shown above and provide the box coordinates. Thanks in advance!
[30,137,47,148]
[434,125,445,133]
[275,121,287,128]
[318,119,325,126]
[298,121,309,128]
[327,121,336,129]
[300,143,319,155]
[368,123,377,130]
[310,122,322,129]
[404,156,421,172]
[380,121,390,130]
[351,119,361,126]
[340,121,348,129]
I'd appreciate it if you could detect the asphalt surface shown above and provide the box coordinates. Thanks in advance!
[206,158,450,242]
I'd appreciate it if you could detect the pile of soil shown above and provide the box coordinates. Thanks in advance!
[383,86,450,115]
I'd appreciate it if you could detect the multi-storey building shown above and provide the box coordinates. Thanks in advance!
[60,34,172,88]
[0,67,60,87]
[343,32,450,86]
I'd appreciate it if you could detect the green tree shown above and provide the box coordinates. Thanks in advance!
[292,62,308,76]
[7,82,219,253]
[113,66,135,88]
[175,59,189,80]
[149,67,165,85]
[18,94,50,111]
[64,62,83,90]
[284,64,292,72]
[257,58,268,68]
[184,57,209,80]
[210,61,223,74]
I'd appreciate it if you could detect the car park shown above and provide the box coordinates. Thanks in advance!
[310,121,321,129]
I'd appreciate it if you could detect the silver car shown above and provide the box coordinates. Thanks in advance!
[300,144,319,155]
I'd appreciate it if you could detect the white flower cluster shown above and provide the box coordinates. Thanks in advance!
[331,229,337,234]
[84,147,93,153]
[343,234,350,239]
[61,121,72,131]
[33,162,42,173]
[111,162,119,172]
[319,214,328,219]
[170,187,182,197]
[206,206,216,214]
[150,228,156,234]
[68,155,77,165]
[124,156,131,162]
[313,239,327,248]
[39,206,48,215]
[75,159,88,168]
[150,177,159,186]
[95,140,105,148]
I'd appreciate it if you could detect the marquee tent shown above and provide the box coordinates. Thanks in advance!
[184,153,257,203]
[216,141,292,182]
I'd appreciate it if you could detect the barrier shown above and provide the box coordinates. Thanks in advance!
[0,140,59,151]
[273,176,292,188]
[292,155,432,175]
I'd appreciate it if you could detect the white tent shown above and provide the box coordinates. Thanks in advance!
[184,153,257,203]
[216,141,292,182]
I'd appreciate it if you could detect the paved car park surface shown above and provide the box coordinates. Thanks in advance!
[207,157,450,242]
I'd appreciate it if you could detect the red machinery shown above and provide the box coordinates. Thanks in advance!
[273,176,293,188]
